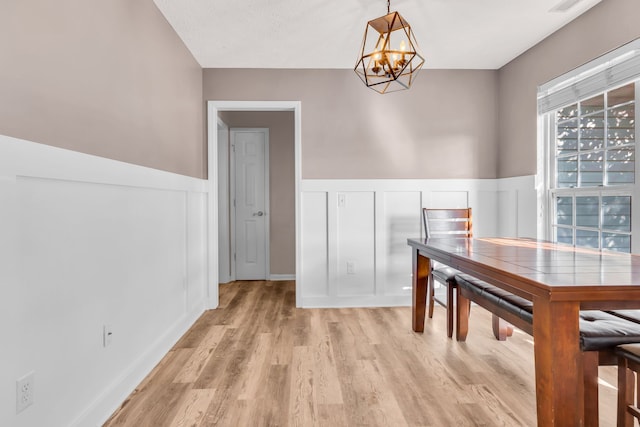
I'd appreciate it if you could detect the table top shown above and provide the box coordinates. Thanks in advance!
[408,237,640,304]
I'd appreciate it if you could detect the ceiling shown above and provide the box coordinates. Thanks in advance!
[152,0,602,70]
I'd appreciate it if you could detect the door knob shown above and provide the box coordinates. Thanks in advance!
[253,211,264,216]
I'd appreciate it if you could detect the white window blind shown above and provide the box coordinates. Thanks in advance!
[538,39,640,114]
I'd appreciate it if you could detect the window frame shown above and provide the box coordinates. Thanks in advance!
[537,42,640,253]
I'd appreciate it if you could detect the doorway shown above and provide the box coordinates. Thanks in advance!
[207,101,302,309]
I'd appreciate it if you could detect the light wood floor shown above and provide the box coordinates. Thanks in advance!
[104,281,619,427]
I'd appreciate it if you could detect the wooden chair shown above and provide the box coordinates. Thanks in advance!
[422,208,471,338]
[423,208,512,340]
[616,343,640,427]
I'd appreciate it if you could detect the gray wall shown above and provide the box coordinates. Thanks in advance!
[3,1,638,181]
[204,69,499,179]
[218,111,295,275]
[497,0,640,178]
[0,0,204,178]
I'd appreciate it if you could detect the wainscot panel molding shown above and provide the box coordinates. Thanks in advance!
[0,135,209,427]
[299,177,536,308]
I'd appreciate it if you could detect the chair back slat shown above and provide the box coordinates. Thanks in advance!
[428,221,470,233]
[423,208,472,239]
[426,209,471,220]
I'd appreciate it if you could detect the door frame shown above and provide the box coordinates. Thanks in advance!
[230,127,270,281]
[217,118,233,284]
[207,101,302,309]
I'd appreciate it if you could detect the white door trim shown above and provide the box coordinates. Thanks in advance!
[207,101,302,308]
[217,118,234,284]
[230,127,270,280]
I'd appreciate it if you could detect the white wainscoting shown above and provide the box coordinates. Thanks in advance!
[299,177,536,308]
[0,135,209,427]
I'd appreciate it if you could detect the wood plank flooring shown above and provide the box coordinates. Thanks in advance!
[104,281,619,427]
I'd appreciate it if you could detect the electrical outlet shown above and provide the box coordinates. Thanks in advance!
[16,371,34,413]
[103,324,113,347]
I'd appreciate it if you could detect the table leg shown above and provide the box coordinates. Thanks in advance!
[532,298,583,426]
[456,286,471,341]
[412,248,430,332]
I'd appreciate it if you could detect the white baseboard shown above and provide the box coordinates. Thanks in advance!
[301,295,411,308]
[70,304,205,427]
[269,274,296,281]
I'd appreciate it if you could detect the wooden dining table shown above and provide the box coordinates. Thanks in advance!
[408,236,640,427]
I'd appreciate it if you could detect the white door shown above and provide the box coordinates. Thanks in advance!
[232,128,269,280]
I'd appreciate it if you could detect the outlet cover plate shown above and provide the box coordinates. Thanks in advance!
[16,371,34,413]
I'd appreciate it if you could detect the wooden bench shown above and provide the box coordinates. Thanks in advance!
[454,273,640,427]
[454,273,532,340]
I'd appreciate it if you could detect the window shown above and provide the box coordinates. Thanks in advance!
[552,83,635,252]
[538,40,640,253]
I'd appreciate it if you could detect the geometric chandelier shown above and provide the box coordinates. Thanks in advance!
[354,0,425,94]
